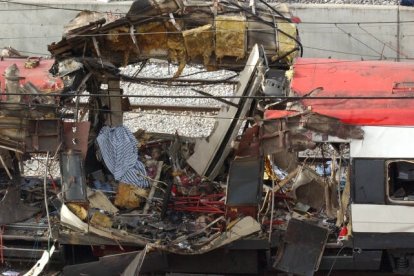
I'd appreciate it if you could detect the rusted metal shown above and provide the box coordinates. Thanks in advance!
[291,166,326,210]
[274,218,328,276]
[300,112,364,140]
[235,125,261,157]
[60,151,88,203]
[63,122,90,159]
[0,185,40,225]
[0,58,63,93]
[25,119,61,153]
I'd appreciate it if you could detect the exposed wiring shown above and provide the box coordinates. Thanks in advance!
[221,0,303,56]
[2,40,410,60]
[6,1,414,25]
[303,45,386,58]
[6,92,414,100]
[335,24,386,58]
[1,1,414,25]
[0,0,126,14]
[357,23,410,59]
[257,0,292,22]
[326,246,346,276]
[268,159,276,243]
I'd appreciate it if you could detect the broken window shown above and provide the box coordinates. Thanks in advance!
[387,160,414,203]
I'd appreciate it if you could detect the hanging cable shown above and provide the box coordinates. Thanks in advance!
[43,152,53,251]
[357,23,410,59]
[335,24,386,58]
[220,0,303,56]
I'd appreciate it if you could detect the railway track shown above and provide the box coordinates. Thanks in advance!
[127,104,221,113]
[75,103,221,113]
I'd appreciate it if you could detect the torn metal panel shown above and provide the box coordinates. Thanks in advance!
[23,245,55,276]
[63,121,90,159]
[25,119,61,153]
[187,44,264,179]
[272,150,298,173]
[60,203,148,246]
[262,119,316,154]
[60,151,88,203]
[153,216,261,255]
[0,59,62,153]
[301,113,364,140]
[199,216,261,253]
[215,16,246,60]
[274,218,329,276]
[0,58,63,94]
[277,58,414,126]
[291,166,326,210]
[234,125,260,157]
[262,112,363,154]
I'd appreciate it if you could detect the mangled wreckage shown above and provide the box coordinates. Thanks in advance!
[0,0,413,275]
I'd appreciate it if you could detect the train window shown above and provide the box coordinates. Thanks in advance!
[387,160,414,203]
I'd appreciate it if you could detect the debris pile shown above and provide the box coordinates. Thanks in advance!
[0,0,375,274]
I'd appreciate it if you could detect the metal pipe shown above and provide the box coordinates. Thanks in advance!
[0,154,12,180]
[0,144,23,154]
[191,89,238,107]
[43,152,52,240]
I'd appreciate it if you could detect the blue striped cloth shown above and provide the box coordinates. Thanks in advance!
[96,126,149,188]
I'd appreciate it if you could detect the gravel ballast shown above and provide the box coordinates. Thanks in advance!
[121,62,236,137]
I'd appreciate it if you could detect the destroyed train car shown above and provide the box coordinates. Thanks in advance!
[0,0,413,275]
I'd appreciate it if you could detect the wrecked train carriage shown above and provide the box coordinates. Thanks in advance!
[265,58,414,275]
[56,56,414,275]
[4,1,414,273]
[0,1,305,275]
[48,0,300,75]
[0,56,63,166]
[0,56,64,268]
